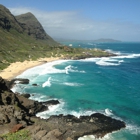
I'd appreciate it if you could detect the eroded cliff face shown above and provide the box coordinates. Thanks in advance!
[0,4,57,43]
[15,12,54,41]
[0,77,125,139]
[0,4,23,32]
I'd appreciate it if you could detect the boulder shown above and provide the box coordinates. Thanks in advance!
[10,124,23,133]
[32,84,38,86]
[21,93,30,99]
[0,77,9,92]
[43,100,60,106]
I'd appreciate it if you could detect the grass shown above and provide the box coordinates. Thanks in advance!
[0,129,31,140]
[0,27,113,70]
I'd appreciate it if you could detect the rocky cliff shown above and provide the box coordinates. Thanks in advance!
[15,12,55,41]
[0,4,23,32]
[0,4,57,43]
[0,77,125,139]
[0,4,59,70]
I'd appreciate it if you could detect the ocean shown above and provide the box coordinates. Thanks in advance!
[12,42,140,140]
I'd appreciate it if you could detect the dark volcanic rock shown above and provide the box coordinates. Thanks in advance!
[43,100,60,106]
[0,76,9,92]
[46,113,125,139]
[27,113,125,140]
[21,93,31,99]
[0,77,126,139]
[32,84,38,86]
[11,78,29,84]
[7,78,30,89]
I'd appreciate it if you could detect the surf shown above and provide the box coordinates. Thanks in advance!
[42,77,51,87]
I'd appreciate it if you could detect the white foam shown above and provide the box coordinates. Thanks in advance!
[105,108,113,116]
[42,77,51,87]
[11,84,27,93]
[65,65,71,74]
[39,60,68,75]
[113,53,140,59]
[63,82,83,87]
[105,49,121,55]
[80,57,121,66]
[96,58,120,66]
[126,123,140,135]
[78,133,111,140]
[36,100,65,119]
[79,52,140,67]
[29,93,51,102]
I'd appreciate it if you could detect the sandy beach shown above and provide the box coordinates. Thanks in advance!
[0,57,61,80]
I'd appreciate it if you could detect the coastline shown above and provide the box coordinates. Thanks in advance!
[0,57,61,80]
[0,55,127,139]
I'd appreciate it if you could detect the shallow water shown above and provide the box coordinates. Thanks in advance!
[12,42,140,140]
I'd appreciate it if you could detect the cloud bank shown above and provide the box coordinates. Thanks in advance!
[10,7,140,41]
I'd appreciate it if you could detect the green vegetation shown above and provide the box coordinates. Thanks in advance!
[1,129,31,140]
[0,4,114,70]
[0,27,114,70]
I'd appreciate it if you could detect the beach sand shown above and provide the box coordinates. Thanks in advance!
[0,57,61,80]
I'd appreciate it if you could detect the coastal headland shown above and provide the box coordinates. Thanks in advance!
[0,76,125,140]
[0,4,125,140]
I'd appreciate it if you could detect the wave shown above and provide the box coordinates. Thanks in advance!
[65,65,86,74]
[36,100,65,119]
[29,93,51,102]
[78,133,111,140]
[113,53,140,59]
[65,65,72,74]
[63,82,83,87]
[42,77,51,87]
[96,59,121,66]
[80,52,140,66]
[105,49,121,55]
[39,60,68,75]
[126,123,140,135]
[105,108,113,116]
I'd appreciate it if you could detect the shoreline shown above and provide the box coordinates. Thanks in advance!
[0,57,61,80]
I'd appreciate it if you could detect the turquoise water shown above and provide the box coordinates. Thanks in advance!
[12,42,140,140]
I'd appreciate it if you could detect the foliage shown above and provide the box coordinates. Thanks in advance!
[1,129,31,140]
[0,27,113,70]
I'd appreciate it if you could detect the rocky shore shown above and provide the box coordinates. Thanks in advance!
[0,76,125,140]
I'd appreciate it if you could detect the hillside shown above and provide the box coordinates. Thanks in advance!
[0,4,116,70]
[0,4,59,69]
[15,12,55,42]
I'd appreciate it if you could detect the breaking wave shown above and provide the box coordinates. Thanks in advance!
[42,77,51,87]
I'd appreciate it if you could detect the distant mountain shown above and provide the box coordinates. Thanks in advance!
[93,38,121,43]
[54,38,121,43]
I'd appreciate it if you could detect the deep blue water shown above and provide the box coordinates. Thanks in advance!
[12,42,140,140]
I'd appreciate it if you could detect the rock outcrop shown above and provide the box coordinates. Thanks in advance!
[27,113,125,140]
[0,4,57,44]
[0,4,23,32]
[0,77,126,139]
[15,12,55,41]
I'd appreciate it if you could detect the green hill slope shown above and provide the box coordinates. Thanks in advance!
[0,4,115,70]
[0,4,59,69]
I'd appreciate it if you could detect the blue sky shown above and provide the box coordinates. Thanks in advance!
[1,0,140,41]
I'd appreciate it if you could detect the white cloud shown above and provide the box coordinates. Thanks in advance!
[9,7,140,41]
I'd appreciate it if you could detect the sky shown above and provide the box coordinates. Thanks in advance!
[1,0,140,41]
